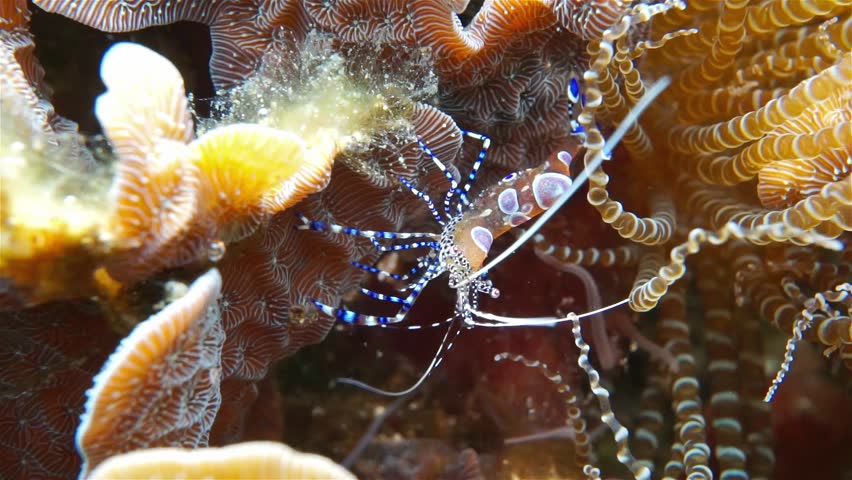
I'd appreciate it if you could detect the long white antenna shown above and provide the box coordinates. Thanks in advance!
[467,298,630,327]
[461,76,672,285]
[335,317,459,396]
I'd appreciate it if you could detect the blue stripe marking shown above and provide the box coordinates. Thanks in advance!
[568,78,580,103]
[349,261,407,280]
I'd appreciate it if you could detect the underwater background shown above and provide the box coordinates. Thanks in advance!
[1,1,851,479]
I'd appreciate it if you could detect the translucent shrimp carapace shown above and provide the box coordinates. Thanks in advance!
[453,146,578,270]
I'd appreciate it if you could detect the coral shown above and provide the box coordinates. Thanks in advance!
[96,42,338,283]
[0,0,91,167]
[1,1,104,308]
[32,0,309,91]
[757,87,851,209]
[0,300,120,478]
[87,441,356,480]
[76,269,225,477]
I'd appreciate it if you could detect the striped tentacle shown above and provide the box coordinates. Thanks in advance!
[533,234,640,267]
[736,309,774,479]
[696,256,749,480]
[493,352,598,475]
[632,373,668,475]
[568,312,651,480]
[658,281,713,480]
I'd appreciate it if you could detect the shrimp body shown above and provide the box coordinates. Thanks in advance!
[452,150,575,270]
[298,135,579,326]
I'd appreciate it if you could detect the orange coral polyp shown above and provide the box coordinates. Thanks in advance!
[191,124,335,241]
[95,42,337,281]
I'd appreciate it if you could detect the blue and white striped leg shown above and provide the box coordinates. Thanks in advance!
[417,138,469,214]
[369,238,439,252]
[398,176,444,225]
[390,316,455,330]
[310,299,402,326]
[350,261,410,282]
[311,272,430,327]
[392,261,440,315]
[567,77,587,138]
[360,288,411,308]
[349,258,433,294]
[457,130,490,199]
[311,260,439,327]
[295,213,439,241]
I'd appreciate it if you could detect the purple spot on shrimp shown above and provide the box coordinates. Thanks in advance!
[470,226,493,254]
[556,150,573,169]
[532,172,572,209]
[497,189,519,214]
[509,213,530,227]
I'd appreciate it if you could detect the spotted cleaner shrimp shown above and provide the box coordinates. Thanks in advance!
[295,78,672,399]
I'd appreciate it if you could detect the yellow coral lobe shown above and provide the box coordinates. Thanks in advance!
[0,61,109,304]
[104,142,205,283]
[191,124,335,241]
[108,143,201,248]
[77,268,224,477]
[96,42,198,249]
[87,441,356,480]
[95,41,341,281]
[95,42,193,153]
[95,42,207,282]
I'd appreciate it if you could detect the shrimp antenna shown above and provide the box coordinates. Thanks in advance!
[467,298,630,328]
[335,317,461,396]
[461,76,672,285]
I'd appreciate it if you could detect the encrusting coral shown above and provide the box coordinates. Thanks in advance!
[2,0,851,479]
[75,268,225,477]
[0,37,340,302]
[96,41,338,283]
[0,300,120,479]
[87,441,356,480]
[0,0,104,308]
